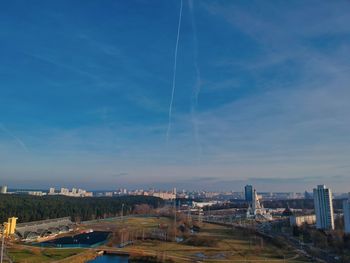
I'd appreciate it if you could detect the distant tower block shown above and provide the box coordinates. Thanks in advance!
[0,186,7,194]
[313,185,334,230]
[245,185,253,203]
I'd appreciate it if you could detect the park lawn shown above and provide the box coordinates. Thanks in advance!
[7,248,84,263]
[123,216,171,229]
[84,216,311,262]
[123,221,311,262]
[87,216,172,232]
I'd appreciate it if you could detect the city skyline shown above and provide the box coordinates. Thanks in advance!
[1,0,350,191]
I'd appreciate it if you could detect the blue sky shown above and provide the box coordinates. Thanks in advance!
[1,0,350,191]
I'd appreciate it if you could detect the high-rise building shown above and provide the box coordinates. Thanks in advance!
[304,190,312,199]
[343,194,350,234]
[49,187,55,194]
[0,185,8,194]
[245,185,253,203]
[60,188,69,195]
[313,185,334,230]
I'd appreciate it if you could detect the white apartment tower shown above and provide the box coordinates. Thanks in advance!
[343,193,350,234]
[313,185,334,230]
[49,187,55,194]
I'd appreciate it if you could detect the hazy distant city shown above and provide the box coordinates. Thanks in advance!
[2,184,350,201]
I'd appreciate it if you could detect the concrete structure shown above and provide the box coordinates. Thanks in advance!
[28,191,44,196]
[16,217,74,241]
[192,201,218,208]
[49,187,55,195]
[56,187,93,197]
[343,194,350,234]
[313,185,334,230]
[4,217,18,237]
[245,185,253,203]
[0,185,7,194]
[290,215,316,227]
[152,192,176,200]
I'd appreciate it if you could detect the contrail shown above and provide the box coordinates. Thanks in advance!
[0,123,29,152]
[166,0,183,142]
[189,0,202,160]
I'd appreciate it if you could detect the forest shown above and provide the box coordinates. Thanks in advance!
[0,194,164,223]
[262,198,345,210]
[204,198,346,211]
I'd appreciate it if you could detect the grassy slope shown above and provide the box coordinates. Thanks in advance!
[7,248,84,263]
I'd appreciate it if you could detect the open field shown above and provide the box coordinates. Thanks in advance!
[86,216,311,262]
[7,247,86,263]
[7,216,311,262]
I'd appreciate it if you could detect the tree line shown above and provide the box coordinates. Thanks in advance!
[262,198,345,210]
[0,194,164,223]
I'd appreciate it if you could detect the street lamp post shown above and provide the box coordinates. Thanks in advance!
[121,203,125,222]
[120,203,125,247]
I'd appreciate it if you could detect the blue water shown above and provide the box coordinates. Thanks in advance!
[39,231,111,248]
[88,255,129,262]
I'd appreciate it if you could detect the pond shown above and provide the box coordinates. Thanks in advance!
[88,255,129,263]
[39,231,111,248]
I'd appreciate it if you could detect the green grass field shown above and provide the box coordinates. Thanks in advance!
[7,248,84,263]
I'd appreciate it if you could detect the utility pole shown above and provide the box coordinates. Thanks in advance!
[121,203,125,222]
[121,203,125,247]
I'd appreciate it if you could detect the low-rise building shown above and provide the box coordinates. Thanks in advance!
[290,215,316,227]
[152,192,176,200]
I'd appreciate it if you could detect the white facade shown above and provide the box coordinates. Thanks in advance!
[343,196,350,234]
[192,201,217,208]
[290,215,316,227]
[313,185,334,230]
[0,185,8,194]
[153,192,176,200]
[246,188,272,220]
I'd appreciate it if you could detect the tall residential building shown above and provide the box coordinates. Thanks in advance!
[313,185,334,230]
[343,194,350,234]
[0,185,8,194]
[49,187,55,194]
[245,185,253,203]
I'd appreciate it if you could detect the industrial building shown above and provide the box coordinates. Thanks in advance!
[15,217,74,241]
[3,217,18,237]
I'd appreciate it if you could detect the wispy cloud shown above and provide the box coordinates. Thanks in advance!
[1,1,350,191]
[0,124,28,152]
